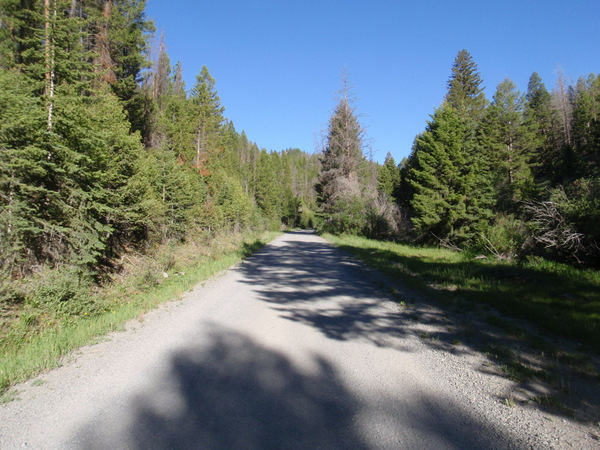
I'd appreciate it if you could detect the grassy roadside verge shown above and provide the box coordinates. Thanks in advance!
[0,230,279,395]
[323,234,600,353]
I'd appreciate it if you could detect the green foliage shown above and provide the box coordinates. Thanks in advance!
[105,0,155,133]
[22,265,97,317]
[255,149,281,220]
[0,69,46,272]
[377,152,401,201]
[325,233,600,351]
[188,65,225,173]
[525,72,561,183]
[317,74,384,237]
[478,214,527,260]
[298,201,316,229]
[445,49,488,126]
[525,178,600,266]
[571,74,600,179]
[478,78,537,210]
[406,105,493,243]
[405,52,598,269]
[320,192,367,235]
[0,230,276,393]
[211,170,254,231]
[318,76,366,214]
[0,0,319,396]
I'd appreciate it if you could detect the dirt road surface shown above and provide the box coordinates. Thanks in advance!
[0,231,596,448]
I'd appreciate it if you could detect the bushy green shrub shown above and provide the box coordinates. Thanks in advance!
[478,214,527,260]
[298,202,316,229]
[320,195,367,235]
[23,266,100,317]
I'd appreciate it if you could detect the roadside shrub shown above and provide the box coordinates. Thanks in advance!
[524,179,600,266]
[320,194,367,235]
[298,202,316,229]
[478,214,527,261]
[23,265,99,317]
[363,193,412,241]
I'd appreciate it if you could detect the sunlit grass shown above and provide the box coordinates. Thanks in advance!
[324,234,600,352]
[0,231,279,393]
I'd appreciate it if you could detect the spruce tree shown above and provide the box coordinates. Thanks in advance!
[525,72,561,183]
[572,74,600,178]
[255,149,280,222]
[478,79,536,211]
[0,1,148,271]
[318,76,365,214]
[189,66,225,175]
[103,0,154,133]
[377,152,401,201]
[0,69,47,272]
[407,106,493,243]
[445,49,488,127]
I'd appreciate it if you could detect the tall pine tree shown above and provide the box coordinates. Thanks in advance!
[445,49,488,128]
[478,78,536,211]
[524,72,561,184]
[407,106,493,243]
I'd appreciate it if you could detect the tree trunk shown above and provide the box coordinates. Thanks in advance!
[44,0,55,133]
[96,0,116,84]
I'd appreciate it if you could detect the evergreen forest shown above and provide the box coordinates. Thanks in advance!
[319,52,600,269]
[0,0,320,300]
[1,1,599,347]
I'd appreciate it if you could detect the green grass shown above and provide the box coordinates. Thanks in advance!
[324,234,600,352]
[0,231,278,394]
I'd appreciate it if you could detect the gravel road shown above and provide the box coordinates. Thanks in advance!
[0,231,597,449]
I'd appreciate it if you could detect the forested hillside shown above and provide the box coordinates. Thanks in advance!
[0,0,320,300]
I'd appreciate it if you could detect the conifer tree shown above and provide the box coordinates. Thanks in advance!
[478,79,536,210]
[189,66,225,175]
[407,106,493,242]
[255,150,280,223]
[102,0,154,133]
[318,74,365,215]
[445,49,488,127]
[0,69,46,272]
[572,74,600,178]
[525,72,561,183]
[0,1,148,271]
[377,152,401,201]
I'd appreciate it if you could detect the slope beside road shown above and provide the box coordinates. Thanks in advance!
[0,231,596,449]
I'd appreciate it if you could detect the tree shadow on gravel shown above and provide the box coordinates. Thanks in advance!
[236,231,600,427]
[236,230,495,362]
[75,325,522,449]
[236,231,424,352]
[331,242,600,352]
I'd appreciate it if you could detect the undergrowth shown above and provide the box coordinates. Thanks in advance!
[0,230,278,394]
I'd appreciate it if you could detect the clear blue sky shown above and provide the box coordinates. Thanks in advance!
[145,0,600,164]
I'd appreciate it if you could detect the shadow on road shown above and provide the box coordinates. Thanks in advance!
[77,324,519,449]
[71,232,589,447]
[237,231,417,351]
[237,231,599,426]
[77,325,363,449]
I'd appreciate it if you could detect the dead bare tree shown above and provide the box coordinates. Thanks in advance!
[552,70,573,148]
[524,190,587,263]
